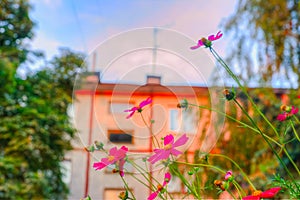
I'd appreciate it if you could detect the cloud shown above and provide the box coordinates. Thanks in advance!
[31,32,62,59]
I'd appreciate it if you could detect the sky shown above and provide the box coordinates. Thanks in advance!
[28,0,238,85]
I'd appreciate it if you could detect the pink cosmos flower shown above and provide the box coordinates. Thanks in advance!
[276,105,298,121]
[93,146,128,177]
[148,172,171,200]
[242,187,281,200]
[148,134,189,164]
[124,97,152,119]
[190,31,223,49]
[224,170,233,181]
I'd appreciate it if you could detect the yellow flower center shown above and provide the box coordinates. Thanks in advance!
[157,184,163,191]
[252,190,262,196]
[119,192,126,198]
[164,144,172,150]
[107,155,115,162]
[280,105,287,111]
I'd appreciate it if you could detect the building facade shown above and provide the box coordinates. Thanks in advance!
[66,74,289,199]
[65,74,219,199]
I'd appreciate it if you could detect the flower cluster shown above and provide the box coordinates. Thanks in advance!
[277,105,298,121]
[87,32,299,200]
[214,170,234,191]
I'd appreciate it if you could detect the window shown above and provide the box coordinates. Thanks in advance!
[108,130,133,144]
[169,109,179,131]
[180,108,198,133]
[105,162,134,173]
[169,108,198,133]
[110,102,133,114]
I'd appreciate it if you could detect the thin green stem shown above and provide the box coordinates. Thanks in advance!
[227,189,237,200]
[232,181,244,198]
[290,120,300,142]
[140,112,160,148]
[121,176,136,200]
[233,98,296,180]
[127,159,160,186]
[174,161,245,197]
[282,147,300,175]
[209,154,256,190]
[207,47,299,188]
[188,103,282,147]
[293,115,300,124]
[210,47,280,137]
[169,163,201,199]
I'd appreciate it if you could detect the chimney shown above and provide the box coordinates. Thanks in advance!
[146,75,161,85]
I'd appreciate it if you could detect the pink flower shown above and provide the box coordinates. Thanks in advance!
[190,31,223,49]
[148,134,189,164]
[124,97,152,119]
[93,146,128,177]
[224,170,233,181]
[242,187,281,200]
[277,105,298,121]
[148,172,171,200]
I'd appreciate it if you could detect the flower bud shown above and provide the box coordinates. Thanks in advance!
[223,89,236,101]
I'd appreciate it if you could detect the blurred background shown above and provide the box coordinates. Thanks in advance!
[0,0,299,199]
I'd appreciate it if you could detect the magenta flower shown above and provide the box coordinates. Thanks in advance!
[224,170,233,181]
[124,97,152,119]
[242,187,281,200]
[148,172,171,200]
[190,31,223,49]
[148,134,189,164]
[277,105,298,121]
[93,146,128,177]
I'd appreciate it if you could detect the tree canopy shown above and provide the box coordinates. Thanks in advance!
[222,0,299,88]
[0,0,86,199]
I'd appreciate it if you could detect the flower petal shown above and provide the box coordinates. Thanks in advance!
[163,172,171,186]
[208,31,223,41]
[93,162,107,170]
[164,134,174,146]
[291,106,299,114]
[260,187,281,198]
[173,134,188,147]
[119,158,125,177]
[170,148,182,156]
[140,97,152,108]
[277,113,287,121]
[242,195,260,200]
[109,147,118,156]
[190,40,204,50]
[147,191,159,200]
[148,149,170,164]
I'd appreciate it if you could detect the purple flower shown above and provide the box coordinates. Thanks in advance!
[124,97,152,119]
[191,31,223,49]
[148,134,189,164]
[93,146,128,177]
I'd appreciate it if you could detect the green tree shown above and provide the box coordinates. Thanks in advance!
[0,0,86,198]
[0,49,85,199]
[0,0,35,63]
[222,0,300,88]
